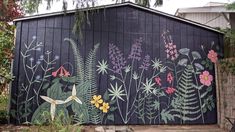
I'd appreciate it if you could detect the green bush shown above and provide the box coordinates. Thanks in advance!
[0,22,15,94]
[0,95,9,124]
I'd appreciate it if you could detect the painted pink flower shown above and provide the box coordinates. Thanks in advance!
[207,50,218,63]
[51,66,70,77]
[155,76,162,86]
[165,87,176,94]
[167,72,173,84]
[52,71,57,77]
[162,32,179,61]
[199,71,213,86]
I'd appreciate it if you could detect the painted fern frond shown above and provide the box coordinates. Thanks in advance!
[84,43,100,124]
[146,95,154,123]
[64,38,85,83]
[174,65,201,123]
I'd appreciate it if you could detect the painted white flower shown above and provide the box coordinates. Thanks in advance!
[40,96,65,121]
[142,78,155,94]
[124,65,131,73]
[110,75,116,80]
[65,84,82,104]
[133,72,139,80]
[160,66,167,73]
[108,83,126,101]
[96,60,108,75]
[152,58,162,70]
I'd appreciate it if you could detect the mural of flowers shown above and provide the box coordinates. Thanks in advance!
[91,95,104,108]
[12,31,220,125]
[207,50,218,63]
[52,66,70,77]
[40,96,65,121]
[199,71,213,86]
[99,102,110,113]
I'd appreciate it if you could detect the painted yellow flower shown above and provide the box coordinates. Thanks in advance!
[91,95,103,108]
[99,102,110,113]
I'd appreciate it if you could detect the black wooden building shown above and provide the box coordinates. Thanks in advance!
[11,2,223,125]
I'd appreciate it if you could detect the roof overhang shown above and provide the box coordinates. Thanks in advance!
[14,2,224,34]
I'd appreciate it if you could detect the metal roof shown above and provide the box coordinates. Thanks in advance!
[14,2,223,34]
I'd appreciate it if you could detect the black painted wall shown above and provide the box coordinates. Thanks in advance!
[11,4,223,125]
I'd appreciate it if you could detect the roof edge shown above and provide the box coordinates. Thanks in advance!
[14,2,224,34]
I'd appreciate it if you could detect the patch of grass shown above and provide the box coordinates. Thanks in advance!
[0,95,8,124]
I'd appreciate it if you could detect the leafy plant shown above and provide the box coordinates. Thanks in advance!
[0,22,15,94]
[33,110,82,132]
[173,65,201,123]
[65,38,101,124]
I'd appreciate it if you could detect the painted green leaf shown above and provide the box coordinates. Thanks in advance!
[192,51,201,60]
[179,48,190,55]
[194,63,204,71]
[10,110,16,118]
[52,78,60,83]
[161,109,174,123]
[61,76,77,83]
[109,106,117,112]
[109,99,116,105]
[201,60,206,65]
[151,100,160,110]
[103,90,109,101]
[47,81,63,99]
[31,102,50,124]
[11,99,16,104]
[107,114,114,122]
[42,83,49,90]
[178,58,188,66]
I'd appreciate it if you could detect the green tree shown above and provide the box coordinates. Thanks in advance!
[0,22,15,94]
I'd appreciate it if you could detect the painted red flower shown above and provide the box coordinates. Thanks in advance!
[52,66,70,77]
[167,72,173,84]
[199,71,213,86]
[165,87,176,94]
[155,76,162,86]
[207,50,218,63]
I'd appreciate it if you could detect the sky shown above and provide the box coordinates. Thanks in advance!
[37,0,235,15]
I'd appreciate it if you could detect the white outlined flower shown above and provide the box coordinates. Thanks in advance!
[40,96,65,121]
[65,85,82,104]
[96,60,108,75]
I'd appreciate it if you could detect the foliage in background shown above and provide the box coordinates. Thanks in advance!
[33,110,82,132]
[0,95,9,124]
[0,22,15,95]
[0,0,23,22]
[219,58,235,75]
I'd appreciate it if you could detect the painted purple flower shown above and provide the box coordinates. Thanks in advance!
[139,55,150,70]
[109,43,127,74]
[128,38,143,61]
